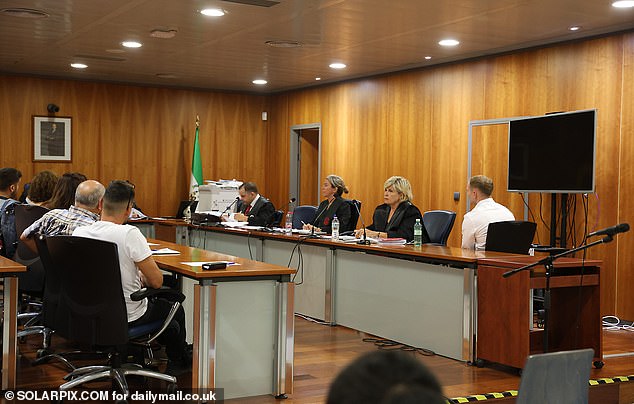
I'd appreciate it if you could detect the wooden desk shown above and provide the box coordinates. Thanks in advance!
[476,256,602,369]
[0,257,26,389]
[149,240,296,399]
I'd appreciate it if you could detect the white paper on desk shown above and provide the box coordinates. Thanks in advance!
[151,248,180,255]
[221,221,248,228]
[147,242,160,246]
[181,261,241,267]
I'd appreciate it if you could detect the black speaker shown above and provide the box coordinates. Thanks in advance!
[47,104,60,113]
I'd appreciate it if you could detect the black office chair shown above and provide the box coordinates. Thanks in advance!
[46,235,182,394]
[516,349,593,404]
[271,210,284,227]
[485,220,537,254]
[345,199,362,233]
[422,210,456,246]
[292,205,317,229]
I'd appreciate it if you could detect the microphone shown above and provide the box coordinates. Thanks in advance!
[308,204,329,238]
[587,223,629,238]
[221,197,240,216]
[288,197,296,209]
[351,201,370,245]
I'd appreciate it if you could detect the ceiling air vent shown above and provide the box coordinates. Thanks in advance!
[0,8,49,18]
[221,0,280,7]
[265,40,302,48]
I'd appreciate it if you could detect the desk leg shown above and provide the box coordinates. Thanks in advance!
[192,281,216,391]
[2,276,18,389]
[324,248,336,325]
[274,281,294,397]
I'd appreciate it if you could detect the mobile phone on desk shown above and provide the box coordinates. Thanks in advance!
[202,261,227,271]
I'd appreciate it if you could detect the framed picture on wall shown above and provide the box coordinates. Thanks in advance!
[33,116,72,162]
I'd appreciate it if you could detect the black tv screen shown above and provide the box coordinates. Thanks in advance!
[507,109,596,193]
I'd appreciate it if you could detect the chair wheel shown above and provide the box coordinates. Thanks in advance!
[593,360,604,369]
[166,383,178,394]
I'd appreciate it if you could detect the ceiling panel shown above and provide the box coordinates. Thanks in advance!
[0,0,633,92]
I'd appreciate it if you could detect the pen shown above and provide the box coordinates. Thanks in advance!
[301,221,307,226]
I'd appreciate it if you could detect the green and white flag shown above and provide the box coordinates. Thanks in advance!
[189,117,203,200]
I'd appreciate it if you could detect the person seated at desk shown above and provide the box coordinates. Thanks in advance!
[461,175,515,250]
[327,350,446,404]
[42,172,88,210]
[25,170,59,206]
[232,182,276,226]
[303,175,351,234]
[356,176,428,242]
[74,180,190,375]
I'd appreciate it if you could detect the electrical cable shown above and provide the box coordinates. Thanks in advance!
[520,193,540,245]
[538,193,551,232]
[361,337,435,356]
[247,231,253,260]
[294,312,331,326]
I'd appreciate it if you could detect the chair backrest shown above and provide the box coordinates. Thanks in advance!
[516,348,593,404]
[485,221,537,254]
[47,235,129,346]
[34,235,64,329]
[271,210,284,227]
[422,210,456,245]
[345,199,362,232]
[292,205,317,229]
[13,204,49,291]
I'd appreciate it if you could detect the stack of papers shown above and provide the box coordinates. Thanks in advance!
[378,238,407,245]
[151,248,181,255]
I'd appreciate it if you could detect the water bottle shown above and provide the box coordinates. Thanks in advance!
[285,211,293,234]
[331,215,340,241]
[413,218,423,246]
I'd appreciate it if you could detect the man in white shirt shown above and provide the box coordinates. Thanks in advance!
[461,175,515,250]
[74,180,189,375]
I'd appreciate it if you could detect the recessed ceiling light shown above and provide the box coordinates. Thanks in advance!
[329,63,346,69]
[122,41,142,48]
[439,39,460,47]
[315,77,321,81]
[70,63,88,69]
[424,56,432,60]
[569,26,581,31]
[252,79,268,85]
[612,0,634,8]
[200,8,225,17]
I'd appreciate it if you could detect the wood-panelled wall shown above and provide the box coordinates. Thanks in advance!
[267,33,633,318]
[0,77,269,217]
[1,32,633,318]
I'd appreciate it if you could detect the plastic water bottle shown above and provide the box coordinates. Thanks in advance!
[332,215,340,241]
[413,218,423,246]
[285,211,293,234]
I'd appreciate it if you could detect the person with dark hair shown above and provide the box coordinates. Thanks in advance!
[74,180,190,376]
[43,172,87,210]
[20,180,105,253]
[461,175,515,250]
[232,181,276,226]
[327,350,446,404]
[358,176,428,242]
[303,174,351,234]
[0,167,23,257]
[26,170,59,206]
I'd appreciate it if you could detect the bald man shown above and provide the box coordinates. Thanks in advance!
[21,179,105,252]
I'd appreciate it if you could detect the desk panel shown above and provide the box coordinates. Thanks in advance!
[335,250,469,360]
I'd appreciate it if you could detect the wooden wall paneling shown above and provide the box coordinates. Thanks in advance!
[430,62,488,247]
[266,93,291,210]
[617,32,634,319]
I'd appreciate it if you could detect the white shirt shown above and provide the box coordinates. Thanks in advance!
[461,197,515,251]
[73,221,152,321]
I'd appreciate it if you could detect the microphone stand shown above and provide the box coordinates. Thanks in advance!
[352,201,370,245]
[221,197,239,217]
[503,235,613,354]
[307,204,328,239]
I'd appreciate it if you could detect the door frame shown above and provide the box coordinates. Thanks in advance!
[289,123,322,205]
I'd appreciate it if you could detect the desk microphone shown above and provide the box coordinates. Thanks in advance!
[288,197,296,208]
[351,201,370,245]
[308,204,328,238]
[221,197,240,216]
[587,223,630,238]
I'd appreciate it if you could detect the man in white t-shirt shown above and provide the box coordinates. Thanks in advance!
[74,180,189,375]
[461,175,515,251]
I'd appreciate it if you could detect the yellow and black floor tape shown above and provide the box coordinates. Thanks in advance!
[447,375,634,403]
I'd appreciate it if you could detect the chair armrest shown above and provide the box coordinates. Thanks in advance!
[130,287,185,303]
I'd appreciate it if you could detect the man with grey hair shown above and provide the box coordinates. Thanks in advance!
[21,179,105,252]
[461,175,515,250]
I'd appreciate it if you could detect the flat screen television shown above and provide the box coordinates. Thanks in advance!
[507,109,596,193]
